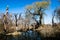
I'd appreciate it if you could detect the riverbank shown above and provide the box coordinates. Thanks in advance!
[0,23,60,40]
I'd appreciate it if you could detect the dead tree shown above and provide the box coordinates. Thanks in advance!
[14,14,18,26]
[32,17,39,29]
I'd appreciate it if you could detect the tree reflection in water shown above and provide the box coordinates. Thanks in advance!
[0,30,41,40]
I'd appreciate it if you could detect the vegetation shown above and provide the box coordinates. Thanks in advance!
[0,0,60,40]
[26,1,49,27]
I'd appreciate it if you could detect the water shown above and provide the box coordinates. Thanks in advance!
[0,30,41,40]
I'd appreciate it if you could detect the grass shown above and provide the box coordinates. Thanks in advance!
[36,24,60,37]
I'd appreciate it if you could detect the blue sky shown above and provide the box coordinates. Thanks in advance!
[0,0,60,24]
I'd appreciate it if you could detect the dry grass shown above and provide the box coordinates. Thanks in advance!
[36,24,60,37]
[0,22,60,38]
[6,31,22,37]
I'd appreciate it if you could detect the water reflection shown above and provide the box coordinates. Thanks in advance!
[0,30,41,40]
[22,30,41,40]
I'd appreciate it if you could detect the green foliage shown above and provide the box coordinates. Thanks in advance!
[34,1,49,8]
[26,5,33,10]
[25,1,50,26]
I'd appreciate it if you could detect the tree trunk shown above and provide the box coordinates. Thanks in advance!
[15,14,18,27]
[39,13,42,26]
[52,17,54,26]
[39,17,42,26]
[16,18,17,26]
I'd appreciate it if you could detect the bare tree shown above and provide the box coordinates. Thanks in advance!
[54,7,60,23]
[52,10,56,26]
[14,14,18,26]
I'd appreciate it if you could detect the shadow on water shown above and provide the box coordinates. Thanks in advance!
[0,30,41,40]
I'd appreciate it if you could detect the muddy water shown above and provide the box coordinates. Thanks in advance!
[0,30,41,40]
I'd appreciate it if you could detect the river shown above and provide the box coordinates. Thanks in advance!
[0,30,41,40]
